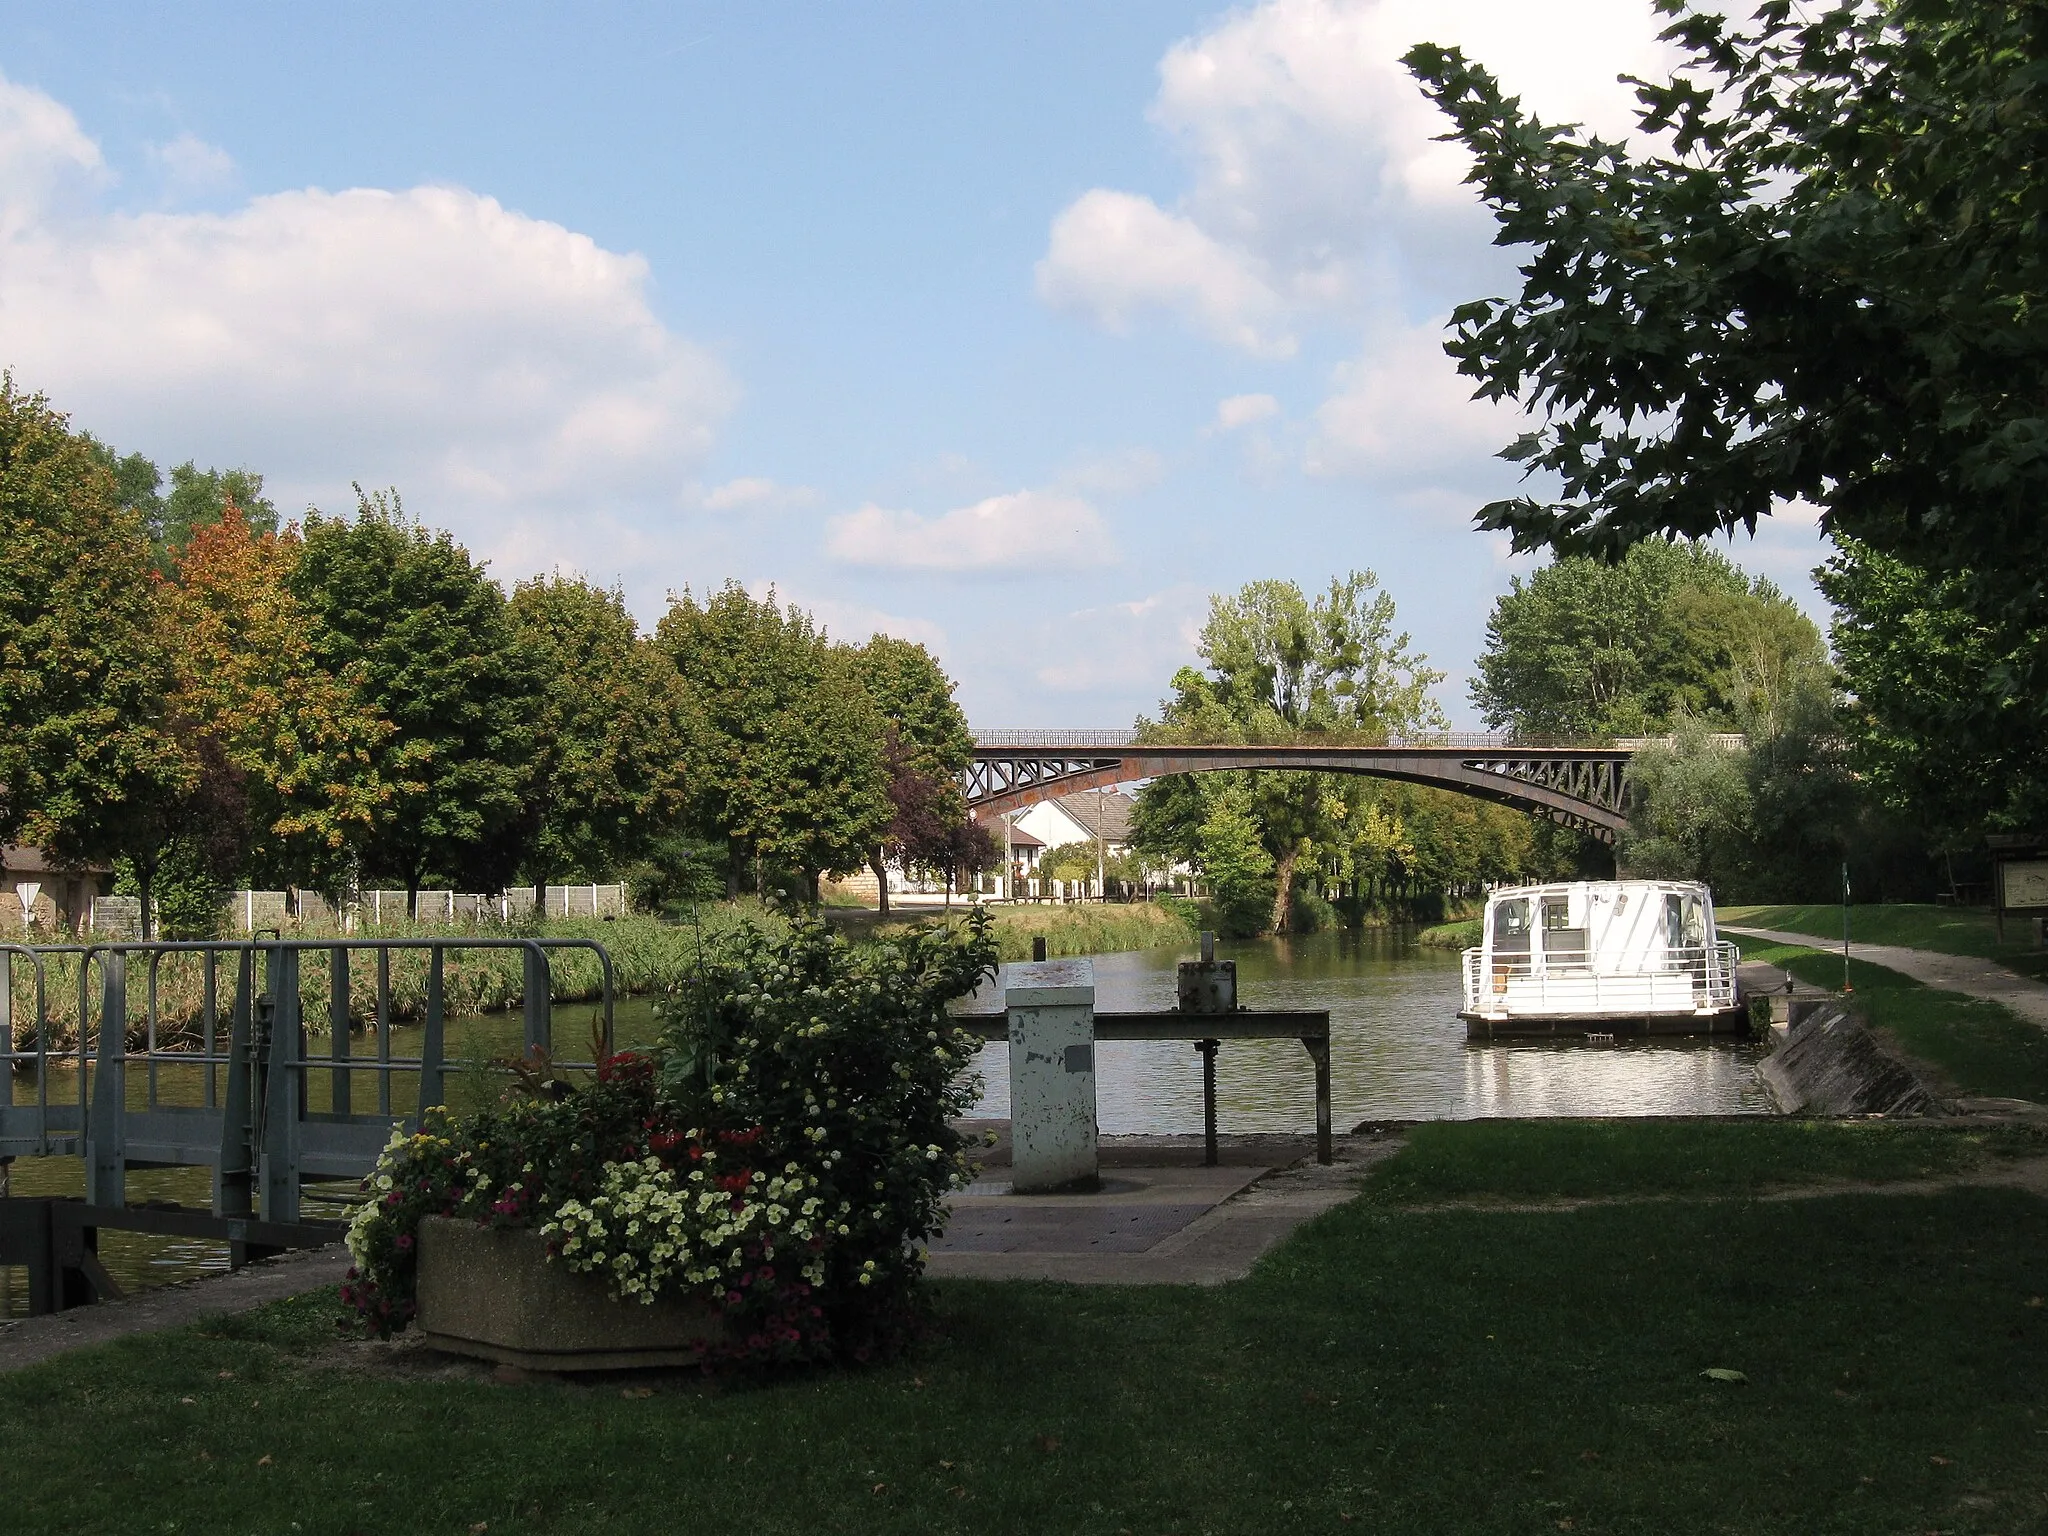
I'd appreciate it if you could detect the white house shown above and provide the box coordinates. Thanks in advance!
[1004,790,1134,865]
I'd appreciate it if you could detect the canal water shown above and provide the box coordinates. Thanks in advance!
[961,930,1769,1132]
[2,928,1766,1313]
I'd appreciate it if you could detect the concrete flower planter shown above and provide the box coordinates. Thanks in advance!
[415,1216,723,1371]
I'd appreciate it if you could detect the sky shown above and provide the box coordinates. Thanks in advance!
[0,1,1831,729]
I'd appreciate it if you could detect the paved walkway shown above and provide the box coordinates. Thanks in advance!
[1723,925,2048,1030]
[0,1244,351,1375]
[927,1130,1399,1285]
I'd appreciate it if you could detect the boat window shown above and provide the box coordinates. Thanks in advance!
[1664,894,1684,950]
[1681,895,1706,948]
[1541,899,1572,930]
[1492,898,1531,948]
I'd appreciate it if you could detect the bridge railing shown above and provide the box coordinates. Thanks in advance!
[2,937,615,1226]
[970,729,1717,751]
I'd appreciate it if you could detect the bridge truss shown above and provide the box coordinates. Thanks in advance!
[964,731,1636,842]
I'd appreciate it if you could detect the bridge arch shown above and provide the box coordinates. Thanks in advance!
[964,732,1638,842]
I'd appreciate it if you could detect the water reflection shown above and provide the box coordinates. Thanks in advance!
[962,930,1769,1132]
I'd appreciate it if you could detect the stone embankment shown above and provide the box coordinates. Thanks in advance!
[1758,999,1941,1117]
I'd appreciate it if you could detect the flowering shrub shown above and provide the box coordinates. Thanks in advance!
[342,907,996,1367]
[655,906,998,1353]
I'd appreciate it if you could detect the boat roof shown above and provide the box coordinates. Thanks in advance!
[1483,879,1713,903]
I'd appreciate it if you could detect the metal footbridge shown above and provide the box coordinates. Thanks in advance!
[965,730,1651,842]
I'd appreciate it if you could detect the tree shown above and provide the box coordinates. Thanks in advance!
[1135,573,1447,931]
[507,575,690,896]
[657,584,889,902]
[80,441,279,565]
[291,489,540,912]
[750,647,890,902]
[1617,722,1754,886]
[1408,0,2048,828]
[1471,542,1829,739]
[164,503,395,898]
[1820,538,2044,833]
[1195,782,1277,939]
[0,379,187,925]
[159,462,278,554]
[852,636,976,914]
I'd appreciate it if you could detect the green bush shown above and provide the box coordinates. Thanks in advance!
[341,909,998,1368]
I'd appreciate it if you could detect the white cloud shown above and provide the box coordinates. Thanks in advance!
[0,69,105,237]
[0,70,734,561]
[1036,188,1293,357]
[1029,585,1209,695]
[1040,0,1678,349]
[1213,392,1280,432]
[702,476,815,511]
[1307,318,1517,480]
[825,489,1116,573]
[145,132,236,198]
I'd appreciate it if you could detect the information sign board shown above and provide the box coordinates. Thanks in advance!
[1997,859,2048,912]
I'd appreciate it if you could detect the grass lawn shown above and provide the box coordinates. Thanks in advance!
[4,1122,2045,1536]
[1720,902,2048,982]
[1729,935,2048,1104]
[1365,1117,2042,1204]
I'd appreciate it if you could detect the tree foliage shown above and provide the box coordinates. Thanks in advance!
[291,490,540,909]
[1472,541,1830,739]
[1820,539,2043,832]
[165,504,393,894]
[851,636,978,910]
[1135,573,1452,930]
[658,584,889,900]
[1409,0,2048,827]
[0,380,186,892]
[508,575,689,890]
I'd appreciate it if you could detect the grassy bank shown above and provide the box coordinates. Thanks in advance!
[1417,917,1481,949]
[1730,934,2048,1103]
[1721,901,2048,980]
[876,899,1199,963]
[4,1119,2043,1535]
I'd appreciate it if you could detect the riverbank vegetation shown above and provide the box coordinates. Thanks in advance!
[0,382,994,939]
[5,1117,2043,1534]
[1729,934,2048,1105]
[1127,576,1588,939]
[2,911,777,1052]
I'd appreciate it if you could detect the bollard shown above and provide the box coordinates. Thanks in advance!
[1004,958,1097,1192]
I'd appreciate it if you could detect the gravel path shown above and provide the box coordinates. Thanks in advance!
[1722,925,2048,1029]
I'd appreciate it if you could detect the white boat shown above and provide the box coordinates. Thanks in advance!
[1460,880,1743,1036]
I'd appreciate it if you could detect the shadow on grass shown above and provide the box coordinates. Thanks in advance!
[3,1129,2044,1534]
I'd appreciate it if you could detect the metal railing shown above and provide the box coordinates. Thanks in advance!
[2,936,615,1228]
[1460,940,1740,1015]
[971,728,1711,751]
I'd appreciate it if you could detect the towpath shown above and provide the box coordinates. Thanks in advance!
[1721,925,2048,1030]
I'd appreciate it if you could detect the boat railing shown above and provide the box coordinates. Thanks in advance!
[1461,940,1740,1014]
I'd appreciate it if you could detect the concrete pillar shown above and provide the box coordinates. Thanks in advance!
[1004,958,1098,1192]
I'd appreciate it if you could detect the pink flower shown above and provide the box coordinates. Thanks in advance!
[394,1234,414,1252]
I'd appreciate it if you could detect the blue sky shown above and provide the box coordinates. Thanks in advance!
[0,1,1830,728]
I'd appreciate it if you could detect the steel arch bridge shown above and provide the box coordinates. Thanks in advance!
[965,731,1644,842]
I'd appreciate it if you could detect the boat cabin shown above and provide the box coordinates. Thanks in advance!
[1460,879,1741,1034]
